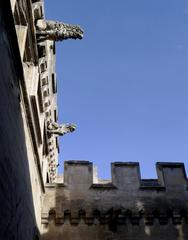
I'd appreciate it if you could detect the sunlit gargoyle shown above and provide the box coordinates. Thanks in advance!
[47,122,76,136]
[36,19,84,41]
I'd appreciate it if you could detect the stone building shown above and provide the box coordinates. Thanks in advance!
[0,0,188,239]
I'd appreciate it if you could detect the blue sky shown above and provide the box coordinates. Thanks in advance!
[45,0,188,179]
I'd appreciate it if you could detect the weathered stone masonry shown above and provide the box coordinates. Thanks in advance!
[0,1,40,239]
[1,0,188,239]
[0,0,82,239]
[42,161,188,240]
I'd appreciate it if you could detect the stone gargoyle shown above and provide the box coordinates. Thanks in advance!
[47,122,76,136]
[36,19,84,41]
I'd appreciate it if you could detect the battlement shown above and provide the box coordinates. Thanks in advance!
[58,161,188,190]
[42,161,188,228]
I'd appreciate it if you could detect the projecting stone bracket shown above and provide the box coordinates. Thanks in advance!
[36,19,84,41]
[41,208,188,227]
[47,121,76,136]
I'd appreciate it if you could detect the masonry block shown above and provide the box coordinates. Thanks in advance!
[10,0,16,12]
[64,161,93,190]
[156,162,187,190]
[111,162,140,190]
[32,2,44,20]
[15,25,28,60]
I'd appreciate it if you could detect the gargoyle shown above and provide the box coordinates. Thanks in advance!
[47,122,76,136]
[36,19,84,41]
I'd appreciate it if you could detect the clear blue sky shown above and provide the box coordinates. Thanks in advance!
[45,0,188,179]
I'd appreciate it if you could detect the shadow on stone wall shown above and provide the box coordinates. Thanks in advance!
[41,206,188,240]
[41,161,188,240]
[0,2,39,239]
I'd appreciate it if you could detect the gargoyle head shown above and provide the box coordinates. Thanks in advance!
[36,20,84,41]
[62,24,84,40]
[66,123,77,132]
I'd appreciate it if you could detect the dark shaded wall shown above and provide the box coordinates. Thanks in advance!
[43,222,188,240]
[42,161,188,240]
[0,4,39,240]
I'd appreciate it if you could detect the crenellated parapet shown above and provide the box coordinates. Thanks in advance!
[42,161,188,230]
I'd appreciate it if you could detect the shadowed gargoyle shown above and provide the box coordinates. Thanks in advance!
[36,19,84,41]
[47,122,76,136]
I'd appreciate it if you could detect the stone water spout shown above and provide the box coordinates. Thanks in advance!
[36,19,84,41]
[47,121,76,136]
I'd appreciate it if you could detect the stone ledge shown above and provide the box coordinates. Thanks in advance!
[112,162,139,167]
[91,183,117,189]
[41,208,188,226]
[65,160,91,165]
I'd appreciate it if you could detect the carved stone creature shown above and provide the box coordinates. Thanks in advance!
[36,19,84,41]
[47,122,76,136]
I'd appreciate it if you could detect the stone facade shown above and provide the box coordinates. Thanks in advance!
[0,0,188,240]
[41,161,188,240]
[0,1,41,239]
[0,0,61,238]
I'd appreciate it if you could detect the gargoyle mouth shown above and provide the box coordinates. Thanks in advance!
[69,125,76,132]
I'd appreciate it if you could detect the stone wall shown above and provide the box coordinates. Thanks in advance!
[42,161,188,240]
[0,2,40,239]
[2,1,188,240]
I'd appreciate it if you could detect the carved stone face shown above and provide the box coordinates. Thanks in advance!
[36,20,84,41]
[73,26,84,39]
[63,25,84,40]
[68,124,76,132]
